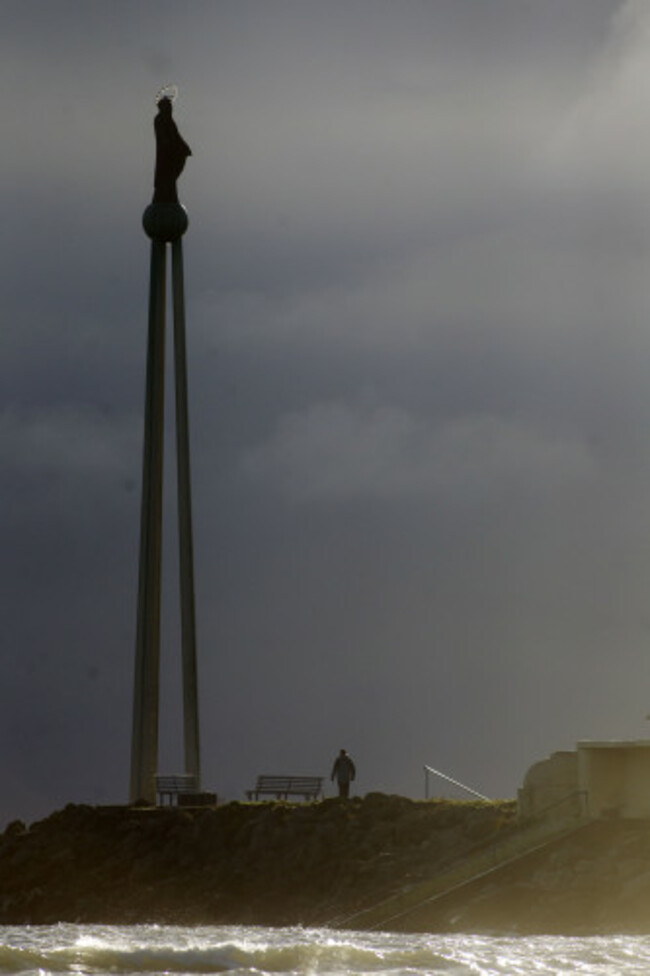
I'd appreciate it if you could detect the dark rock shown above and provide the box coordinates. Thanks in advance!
[15,794,637,932]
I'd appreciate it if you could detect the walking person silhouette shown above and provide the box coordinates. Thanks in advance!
[331,749,356,798]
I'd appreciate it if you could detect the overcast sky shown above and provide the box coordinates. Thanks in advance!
[4,0,650,826]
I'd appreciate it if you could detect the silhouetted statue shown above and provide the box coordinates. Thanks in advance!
[153,97,192,204]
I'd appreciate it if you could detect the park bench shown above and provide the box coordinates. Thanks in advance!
[246,775,324,802]
[155,774,199,805]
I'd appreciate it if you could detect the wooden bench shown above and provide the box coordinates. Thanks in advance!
[155,774,199,805]
[246,775,323,802]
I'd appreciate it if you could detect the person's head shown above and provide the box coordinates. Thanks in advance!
[157,96,172,115]
[340,749,347,756]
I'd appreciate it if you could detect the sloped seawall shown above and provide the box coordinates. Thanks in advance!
[5,795,650,933]
[0,795,514,926]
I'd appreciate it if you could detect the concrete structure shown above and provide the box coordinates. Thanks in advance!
[129,186,201,802]
[517,750,582,822]
[577,740,650,819]
[518,740,650,822]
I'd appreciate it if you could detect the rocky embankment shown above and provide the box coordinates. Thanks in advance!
[3,795,650,932]
[0,795,514,926]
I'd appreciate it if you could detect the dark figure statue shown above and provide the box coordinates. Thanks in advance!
[153,97,192,204]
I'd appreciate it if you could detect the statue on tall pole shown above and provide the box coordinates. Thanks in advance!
[153,93,192,204]
[130,86,201,804]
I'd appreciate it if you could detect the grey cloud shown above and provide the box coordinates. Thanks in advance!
[6,0,650,825]
[240,401,596,503]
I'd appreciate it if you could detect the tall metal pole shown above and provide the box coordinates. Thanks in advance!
[130,199,193,804]
[172,237,201,786]
[130,240,166,803]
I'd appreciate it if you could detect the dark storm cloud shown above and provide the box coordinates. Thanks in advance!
[4,0,650,823]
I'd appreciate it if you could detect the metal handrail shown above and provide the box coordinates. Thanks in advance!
[424,764,490,801]
[336,802,588,931]
[364,817,590,931]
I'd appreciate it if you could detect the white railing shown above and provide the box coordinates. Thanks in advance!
[423,764,490,800]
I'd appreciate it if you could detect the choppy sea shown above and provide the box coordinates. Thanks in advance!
[1,924,650,975]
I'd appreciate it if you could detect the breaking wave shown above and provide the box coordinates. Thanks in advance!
[2,923,650,975]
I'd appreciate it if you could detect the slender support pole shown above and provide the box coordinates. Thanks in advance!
[130,240,167,803]
[132,200,199,805]
[172,238,201,786]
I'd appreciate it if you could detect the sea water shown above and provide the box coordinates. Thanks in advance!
[2,924,650,976]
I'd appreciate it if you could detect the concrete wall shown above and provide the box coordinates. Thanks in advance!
[518,750,580,821]
[520,740,650,822]
[578,741,650,819]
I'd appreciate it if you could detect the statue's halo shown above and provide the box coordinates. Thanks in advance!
[156,84,179,104]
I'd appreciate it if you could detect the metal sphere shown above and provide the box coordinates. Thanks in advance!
[142,203,189,242]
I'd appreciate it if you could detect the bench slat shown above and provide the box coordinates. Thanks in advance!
[246,775,323,801]
[156,774,199,805]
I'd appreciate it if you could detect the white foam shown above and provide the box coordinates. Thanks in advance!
[2,923,650,975]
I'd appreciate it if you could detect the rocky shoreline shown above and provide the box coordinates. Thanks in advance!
[2,794,650,933]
